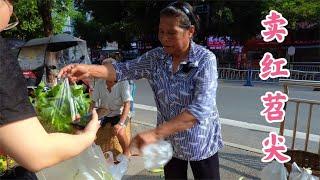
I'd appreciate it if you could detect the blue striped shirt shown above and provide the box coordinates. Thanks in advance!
[113,41,223,161]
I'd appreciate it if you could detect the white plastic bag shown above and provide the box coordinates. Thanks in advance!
[289,162,319,180]
[261,161,288,180]
[36,144,128,180]
[105,151,129,180]
[141,140,173,170]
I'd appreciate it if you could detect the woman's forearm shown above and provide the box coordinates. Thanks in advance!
[0,117,96,172]
[24,132,95,172]
[42,132,95,167]
[88,64,117,82]
[154,111,197,139]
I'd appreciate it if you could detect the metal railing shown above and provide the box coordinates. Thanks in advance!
[290,65,320,72]
[279,79,320,155]
[218,68,320,82]
[289,62,320,72]
[218,68,264,81]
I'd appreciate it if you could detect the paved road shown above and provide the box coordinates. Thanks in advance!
[126,122,265,180]
[134,79,319,135]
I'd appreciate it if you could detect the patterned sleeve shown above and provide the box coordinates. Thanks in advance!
[186,53,218,123]
[112,48,161,81]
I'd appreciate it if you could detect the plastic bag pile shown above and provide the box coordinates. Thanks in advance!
[261,161,319,180]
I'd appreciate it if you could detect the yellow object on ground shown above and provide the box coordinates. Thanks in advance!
[149,167,164,173]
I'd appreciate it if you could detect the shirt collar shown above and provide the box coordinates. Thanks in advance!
[162,40,199,67]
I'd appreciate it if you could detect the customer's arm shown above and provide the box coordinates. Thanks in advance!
[0,110,100,172]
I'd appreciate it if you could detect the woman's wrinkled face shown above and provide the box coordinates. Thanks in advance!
[0,0,13,32]
[158,16,194,56]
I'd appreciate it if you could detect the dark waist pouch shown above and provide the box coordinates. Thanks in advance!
[100,115,121,127]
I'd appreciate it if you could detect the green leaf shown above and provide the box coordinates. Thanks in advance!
[71,85,85,97]
[30,81,91,133]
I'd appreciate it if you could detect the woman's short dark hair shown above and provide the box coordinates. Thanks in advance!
[160,1,200,33]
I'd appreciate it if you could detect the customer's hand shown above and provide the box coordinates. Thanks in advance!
[130,130,160,150]
[58,64,91,83]
[80,109,101,137]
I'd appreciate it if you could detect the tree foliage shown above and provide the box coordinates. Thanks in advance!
[2,0,78,39]
[73,0,170,49]
[264,0,320,29]
[74,0,266,47]
[3,0,319,44]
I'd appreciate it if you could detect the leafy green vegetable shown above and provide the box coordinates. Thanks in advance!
[31,80,91,133]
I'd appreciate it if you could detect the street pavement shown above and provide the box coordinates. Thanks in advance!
[124,122,266,180]
[134,79,320,134]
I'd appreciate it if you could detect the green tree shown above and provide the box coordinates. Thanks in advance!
[3,0,42,39]
[74,0,319,50]
[73,0,170,49]
[264,0,320,29]
[226,1,267,44]
[2,0,78,39]
[73,12,107,49]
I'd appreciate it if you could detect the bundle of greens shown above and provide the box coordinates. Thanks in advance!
[30,79,91,133]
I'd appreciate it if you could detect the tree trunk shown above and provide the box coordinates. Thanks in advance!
[38,0,57,85]
[37,0,54,37]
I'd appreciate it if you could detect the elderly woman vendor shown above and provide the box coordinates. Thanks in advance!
[59,1,223,179]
